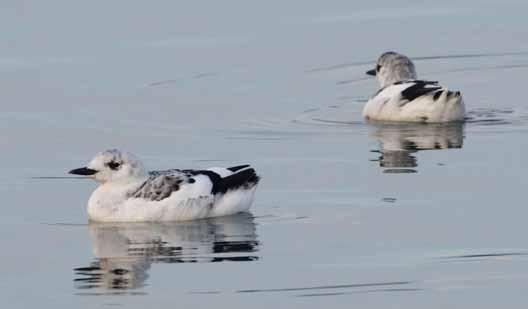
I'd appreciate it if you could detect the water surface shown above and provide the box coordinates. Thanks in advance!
[2,1,528,308]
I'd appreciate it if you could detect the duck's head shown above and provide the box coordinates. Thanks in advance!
[69,149,147,184]
[366,51,417,88]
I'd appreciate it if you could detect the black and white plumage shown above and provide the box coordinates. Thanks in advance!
[132,167,259,201]
[69,149,260,222]
[363,51,465,123]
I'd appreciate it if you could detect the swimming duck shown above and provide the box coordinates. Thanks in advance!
[69,149,260,222]
[363,51,465,123]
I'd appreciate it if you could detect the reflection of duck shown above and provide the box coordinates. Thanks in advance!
[74,213,259,291]
[370,122,464,173]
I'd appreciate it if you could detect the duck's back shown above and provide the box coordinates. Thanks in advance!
[363,80,465,123]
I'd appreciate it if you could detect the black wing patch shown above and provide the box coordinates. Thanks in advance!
[394,80,438,86]
[227,165,250,172]
[400,81,442,102]
[132,167,260,201]
[183,170,223,194]
[433,90,443,101]
[219,168,260,193]
[183,168,260,195]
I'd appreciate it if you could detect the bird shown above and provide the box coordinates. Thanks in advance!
[69,149,260,222]
[363,51,466,123]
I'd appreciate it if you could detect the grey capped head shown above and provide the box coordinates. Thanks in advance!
[69,149,147,184]
[366,51,417,88]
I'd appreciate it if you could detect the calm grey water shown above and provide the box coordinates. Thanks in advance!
[2,1,528,308]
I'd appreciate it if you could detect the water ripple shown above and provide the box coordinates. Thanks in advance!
[307,51,528,73]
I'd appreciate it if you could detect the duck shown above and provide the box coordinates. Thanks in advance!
[363,51,466,123]
[69,149,260,222]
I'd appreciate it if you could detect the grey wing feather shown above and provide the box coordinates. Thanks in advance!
[131,170,190,201]
[148,169,183,177]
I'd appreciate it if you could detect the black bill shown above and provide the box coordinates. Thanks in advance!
[69,167,98,176]
[366,69,376,76]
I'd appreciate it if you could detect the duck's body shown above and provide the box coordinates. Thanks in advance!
[70,150,260,222]
[363,80,465,123]
[86,167,258,222]
[363,52,465,123]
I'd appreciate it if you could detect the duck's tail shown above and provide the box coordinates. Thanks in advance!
[432,89,463,104]
[430,89,465,122]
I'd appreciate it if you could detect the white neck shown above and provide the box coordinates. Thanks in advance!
[87,178,146,221]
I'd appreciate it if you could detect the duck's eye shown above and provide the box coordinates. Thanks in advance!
[107,161,121,170]
[376,64,381,72]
